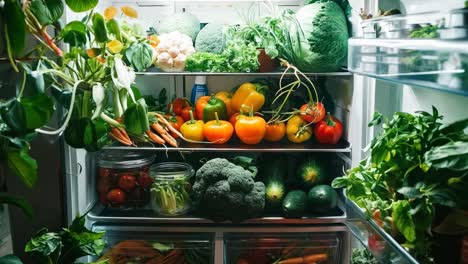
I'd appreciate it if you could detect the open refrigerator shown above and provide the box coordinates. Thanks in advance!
[58,0,468,264]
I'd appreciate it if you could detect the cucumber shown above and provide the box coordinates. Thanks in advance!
[308,185,338,213]
[265,180,285,209]
[282,190,307,218]
[297,159,325,188]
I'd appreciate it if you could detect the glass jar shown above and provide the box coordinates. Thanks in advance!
[150,162,194,216]
[97,150,155,208]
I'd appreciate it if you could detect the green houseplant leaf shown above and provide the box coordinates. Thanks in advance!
[65,0,98,12]
[25,229,62,263]
[30,0,64,26]
[6,148,38,188]
[124,43,154,72]
[21,93,55,130]
[0,254,23,264]
[0,195,34,219]
[3,0,26,56]
[61,21,87,46]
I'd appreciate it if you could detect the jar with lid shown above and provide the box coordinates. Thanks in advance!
[150,162,194,216]
[97,150,155,208]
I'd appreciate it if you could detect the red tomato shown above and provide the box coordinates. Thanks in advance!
[368,232,386,256]
[314,113,343,144]
[168,98,190,115]
[118,174,136,192]
[137,172,154,189]
[106,189,126,206]
[299,102,326,123]
[97,177,112,194]
[181,106,196,122]
[99,167,111,177]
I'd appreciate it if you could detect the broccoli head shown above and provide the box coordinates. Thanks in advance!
[244,182,266,217]
[225,166,254,193]
[193,157,266,222]
[196,158,230,184]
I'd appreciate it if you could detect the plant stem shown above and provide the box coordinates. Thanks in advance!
[17,71,27,100]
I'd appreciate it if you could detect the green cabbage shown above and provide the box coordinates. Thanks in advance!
[158,12,200,40]
[195,23,226,54]
[284,1,349,72]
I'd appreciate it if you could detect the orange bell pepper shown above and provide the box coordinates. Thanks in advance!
[195,95,227,122]
[231,82,268,113]
[203,112,233,144]
[234,107,266,145]
[264,121,286,142]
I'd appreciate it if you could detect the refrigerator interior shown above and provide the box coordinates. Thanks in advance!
[61,0,468,263]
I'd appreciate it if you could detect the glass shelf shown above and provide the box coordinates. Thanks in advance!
[349,38,468,96]
[88,203,347,225]
[102,138,351,153]
[345,198,419,264]
[136,67,352,77]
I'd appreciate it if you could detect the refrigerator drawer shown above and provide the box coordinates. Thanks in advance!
[92,226,214,264]
[224,232,343,264]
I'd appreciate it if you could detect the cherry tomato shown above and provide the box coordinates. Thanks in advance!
[97,177,112,194]
[368,232,385,256]
[118,174,136,192]
[299,102,326,123]
[99,167,111,178]
[106,188,126,206]
[137,172,154,189]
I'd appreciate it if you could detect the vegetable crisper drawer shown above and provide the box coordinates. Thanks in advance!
[92,227,214,264]
[224,233,342,264]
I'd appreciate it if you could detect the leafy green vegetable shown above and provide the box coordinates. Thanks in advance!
[124,43,154,72]
[410,25,439,39]
[425,141,468,171]
[332,107,468,262]
[185,42,259,72]
[281,2,349,72]
[195,23,226,54]
[392,200,416,242]
[30,0,64,26]
[123,98,149,135]
[351,248,379,264]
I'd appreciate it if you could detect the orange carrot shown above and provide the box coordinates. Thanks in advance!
[303,254,328,263]
[279,257,304,264]
[115,127,132,143]
[109,130,132,146]
[151,123,178,147]
[146,130,165,145]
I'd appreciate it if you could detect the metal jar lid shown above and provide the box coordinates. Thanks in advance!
[98,150,155,169]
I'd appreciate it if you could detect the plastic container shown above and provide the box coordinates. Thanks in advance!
[190,76,208,105]
[97,150,155,208]
[150,162,194,216]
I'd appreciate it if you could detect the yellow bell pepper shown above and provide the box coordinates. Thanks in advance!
[286,115,313,143]
[180,111,205,141]
[231,82,268,113]
[215,91,234,117]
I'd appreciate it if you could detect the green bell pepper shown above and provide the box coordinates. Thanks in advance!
[196,96,227,122]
